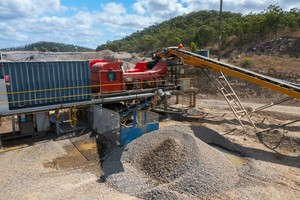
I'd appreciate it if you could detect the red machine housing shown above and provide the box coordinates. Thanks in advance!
[90,60,168,93]
[126,62,148,73]
[124,61,167,89]
[91,61,124,93]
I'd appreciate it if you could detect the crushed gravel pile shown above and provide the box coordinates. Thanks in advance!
[138,137,187,183]
[102,129,239,199]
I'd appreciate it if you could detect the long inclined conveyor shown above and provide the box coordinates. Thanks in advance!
[167,48,300,100]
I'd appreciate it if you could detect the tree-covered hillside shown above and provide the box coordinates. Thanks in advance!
[1,41,94,52]
[96,5,300,53]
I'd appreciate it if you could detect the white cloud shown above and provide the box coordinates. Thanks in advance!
[133,1,146,15]
[133,0,187,18]
[0,0,65,19]
[0,23,28,41]
[101,2,126,15]
[94,2,153,30]
[96,13,153,29]
[1,0,300,49]
[0,11,102,48]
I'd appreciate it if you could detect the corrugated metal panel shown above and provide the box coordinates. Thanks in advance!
[0,79,9,112]
[0,61,91,110]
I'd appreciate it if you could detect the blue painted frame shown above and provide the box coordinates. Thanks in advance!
[119,111,159,146]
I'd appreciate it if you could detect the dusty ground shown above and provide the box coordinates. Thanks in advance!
[0,98,299,199]
[0,51,299,199]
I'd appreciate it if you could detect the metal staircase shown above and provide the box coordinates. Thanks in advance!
[202,68,256,130]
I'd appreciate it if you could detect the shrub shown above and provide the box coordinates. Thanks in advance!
[40,47,47,52]
[241,57,255,68]
[190,42,197,53]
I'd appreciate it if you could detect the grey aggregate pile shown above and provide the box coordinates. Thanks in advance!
[102,128,239,199]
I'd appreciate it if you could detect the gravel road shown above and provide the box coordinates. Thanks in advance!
[0,123,299,200]
[0,138,137,200]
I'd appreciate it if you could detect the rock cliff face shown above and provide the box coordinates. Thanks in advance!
[247,37,300,58]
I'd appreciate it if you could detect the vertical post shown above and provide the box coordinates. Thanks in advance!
[133,111,137,127]
[164,97,168,111]
[175,67,178,86]
[144,111,148,125]
[171,66,174,83]
[56,120,60,136]
[218,0,223,61]
[175,66,179,104]
[12,115,16,134]
[190,92,193,107]
[193,91,196,107]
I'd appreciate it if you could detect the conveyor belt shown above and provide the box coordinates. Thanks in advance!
[167,48,300,100]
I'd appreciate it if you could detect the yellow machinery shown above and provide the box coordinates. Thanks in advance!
[159,47,300,130]
[164,47,300,99]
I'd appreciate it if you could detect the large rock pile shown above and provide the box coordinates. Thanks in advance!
[102,129,239,199]
[247,37,300,57]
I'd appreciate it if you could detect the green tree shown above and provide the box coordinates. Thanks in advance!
[284,13,299,30]
[166,35,181,46]
[93,5,300,53]
[265,5,284,36]
[139,35,157,51]
[194,25,217,48]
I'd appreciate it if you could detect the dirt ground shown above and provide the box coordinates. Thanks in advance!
[0,97,299,199]
[0,51,299,199]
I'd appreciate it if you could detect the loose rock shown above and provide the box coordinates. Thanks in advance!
[102,129,239,199]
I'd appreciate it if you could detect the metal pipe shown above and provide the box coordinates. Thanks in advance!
[0,93,155,117]
[218,0,223,61]
[250,97,293,113]
[256,118,300,134]
[93,85,176,98]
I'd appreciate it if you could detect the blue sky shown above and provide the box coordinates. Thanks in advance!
[0,0,299,49]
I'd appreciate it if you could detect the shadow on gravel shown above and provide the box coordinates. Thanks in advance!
[96,133,125,182]
[190,126,300,168]
[170,110,300,133]
[202,118,300,133]
[235,143,300,168]
[190,126,243,154]
[170,112,256,127]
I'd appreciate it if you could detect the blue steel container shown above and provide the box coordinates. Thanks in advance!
[197,50,210,58]
[0,61,91,110]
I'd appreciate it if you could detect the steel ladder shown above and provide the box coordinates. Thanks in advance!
[202,68,256,130]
